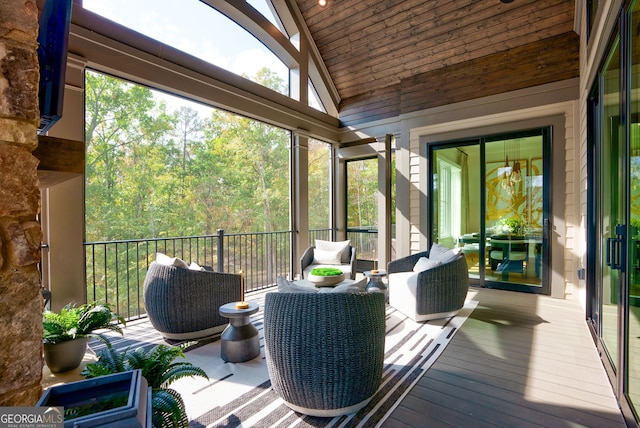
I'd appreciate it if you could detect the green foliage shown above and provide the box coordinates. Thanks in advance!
[85,68,291,242]
[308,139,331,229]
[82,338,208,428]
[499,216,523,234]
[151,388,189,428]
[310,267,343,276]
[42,303,125,345]
[346,158,379,229]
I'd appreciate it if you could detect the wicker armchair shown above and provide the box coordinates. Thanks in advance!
[143,262,242,341]
[388,251,469,322]
[263,292,385,417]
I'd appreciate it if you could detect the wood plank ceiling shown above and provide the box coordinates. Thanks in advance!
[293,0,579,126]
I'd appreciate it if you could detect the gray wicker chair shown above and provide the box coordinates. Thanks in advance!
[143,262,242,341]
[300,245,356,279]
[264,292,385,417]
[388,251,469,322]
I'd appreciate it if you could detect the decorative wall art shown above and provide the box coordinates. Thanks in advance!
[485,160,528,229]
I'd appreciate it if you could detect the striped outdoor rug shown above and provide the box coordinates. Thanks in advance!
[91,290,478,428]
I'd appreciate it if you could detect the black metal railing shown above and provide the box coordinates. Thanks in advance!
[309,228,333,243]
[84,228,387,321]
[85,229,293,320]
[347,227,378,260]
[348,227,401,271]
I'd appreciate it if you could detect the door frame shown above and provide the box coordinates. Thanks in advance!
[417,114,567,298]
[427,127,551,294]
[586,9,639,422]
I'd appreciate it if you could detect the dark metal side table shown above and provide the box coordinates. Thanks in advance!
[364,270,388,302]
[219,301,260,363]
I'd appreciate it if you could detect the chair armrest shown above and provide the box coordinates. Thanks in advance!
[300,246,315,278]
[387,251,430,274]
[349,246,356,279]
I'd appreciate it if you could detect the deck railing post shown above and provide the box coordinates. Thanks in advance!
[217,229,224,272]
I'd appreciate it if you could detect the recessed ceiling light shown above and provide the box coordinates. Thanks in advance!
[318,0,327,6]
[500,0,514,3]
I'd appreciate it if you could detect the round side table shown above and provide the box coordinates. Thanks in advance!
[219,302,260,363]
[364,270,388,302]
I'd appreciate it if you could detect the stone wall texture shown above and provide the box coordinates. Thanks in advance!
[0,0,45,406]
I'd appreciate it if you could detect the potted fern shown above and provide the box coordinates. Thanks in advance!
[43,302,125,373]
[82,339,208,428]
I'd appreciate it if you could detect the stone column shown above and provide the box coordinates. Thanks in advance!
[0,0,45,405]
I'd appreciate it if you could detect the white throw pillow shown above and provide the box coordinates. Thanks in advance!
[155,252,189,269]
[413,257,442,272]
[315,239,351,263]
[428,243,461,264]
[188,261,205,271]
[312,248,343,265]
[326,277,367,293]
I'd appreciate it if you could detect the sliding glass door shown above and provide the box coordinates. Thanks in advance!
[430,129,550,293]
[597,36,622,378]
[587,4,640,421]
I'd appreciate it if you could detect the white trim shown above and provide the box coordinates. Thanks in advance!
[281,396,372,417]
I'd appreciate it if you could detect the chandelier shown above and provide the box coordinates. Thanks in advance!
[499,140,522,195]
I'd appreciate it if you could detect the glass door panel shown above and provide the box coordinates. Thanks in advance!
[432,144,482,281]
[484,135,544,290]
[629,0,640,412]
[600,38,621,371]
[430,131,548,293]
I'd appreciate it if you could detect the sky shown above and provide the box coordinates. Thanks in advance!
[82,0,290,115]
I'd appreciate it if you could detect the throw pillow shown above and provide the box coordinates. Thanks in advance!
[413,257,442,272]
[315,239,351,264]
[155,252,189,269]
[324,277,368,294]
[188,261,205,271]
[428,243,461,264]
[312,248,343,265]
[277,276,317,293]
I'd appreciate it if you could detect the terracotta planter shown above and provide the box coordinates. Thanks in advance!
[43,337,90,373]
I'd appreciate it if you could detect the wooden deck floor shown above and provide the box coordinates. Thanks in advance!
[42,286,629,427]
[382,287,627,428]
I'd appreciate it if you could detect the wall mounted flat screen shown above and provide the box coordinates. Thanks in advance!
[37,0,72,135]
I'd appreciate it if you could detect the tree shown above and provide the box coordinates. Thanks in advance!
[85,68,291,241]
[308,139,331,230]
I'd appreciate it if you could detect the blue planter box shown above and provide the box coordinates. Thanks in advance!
[37,369,151,427]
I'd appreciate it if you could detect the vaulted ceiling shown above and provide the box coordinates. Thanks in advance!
[293,0,578,126]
